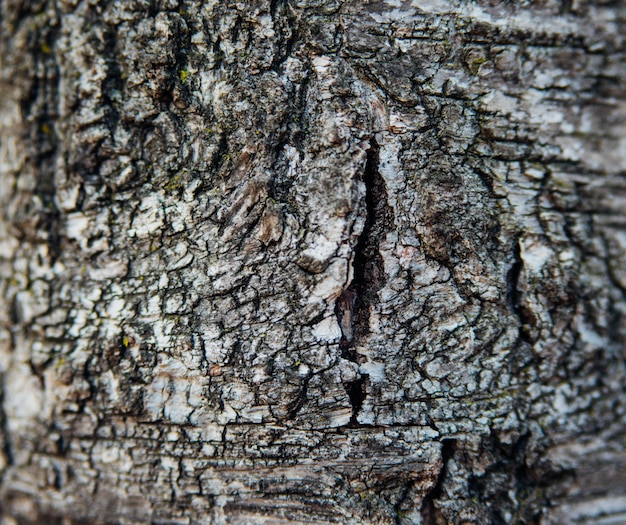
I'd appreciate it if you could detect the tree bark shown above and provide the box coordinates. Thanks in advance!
[1,0,625,523]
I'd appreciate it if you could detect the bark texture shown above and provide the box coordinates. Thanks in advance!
[1,0,626,523]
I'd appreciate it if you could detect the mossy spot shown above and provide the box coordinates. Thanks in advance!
[467,56,488,76]
[164,174,183,192]
[179,69,190,85]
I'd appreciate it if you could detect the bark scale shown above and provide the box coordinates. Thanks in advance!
[0,1,625,523]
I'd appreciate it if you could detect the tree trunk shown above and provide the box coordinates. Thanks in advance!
[1,0,625,523]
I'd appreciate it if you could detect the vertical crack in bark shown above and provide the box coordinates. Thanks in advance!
[336,137,393,426]
[420,438,457,525]
[0,374,13,471]
[507,238,536,345]
[32,23,62,263]
[102,25,123,132]
[286,372,312,420]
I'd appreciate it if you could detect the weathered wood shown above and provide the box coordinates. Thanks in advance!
[0,0,625,523]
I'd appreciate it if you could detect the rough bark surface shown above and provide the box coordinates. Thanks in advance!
[0,0,625,524]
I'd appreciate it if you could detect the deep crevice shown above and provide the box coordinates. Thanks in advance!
[420,438,457,525]
[0,374,14,470]
[336,137,393,426]
[346,375,367,427]
[18,7,63,262]
[286,372,312,420]
[507,238,537,345]
[337,137,393,351]
[101,24,123,132]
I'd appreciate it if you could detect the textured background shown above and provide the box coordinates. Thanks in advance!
[1,0,626,523]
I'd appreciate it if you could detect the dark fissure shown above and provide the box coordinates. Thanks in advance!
[336,137,394,426]
[420,438,457,524]
[31,22,62,263]
[507,238,537,345]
